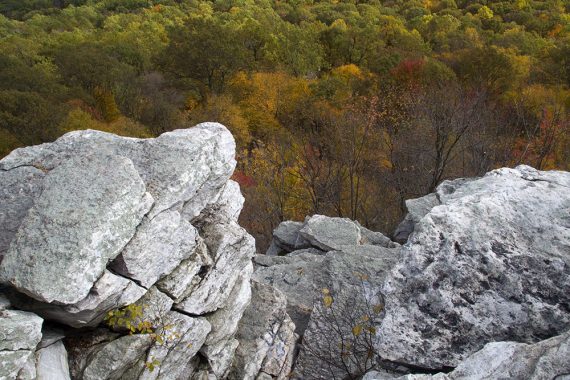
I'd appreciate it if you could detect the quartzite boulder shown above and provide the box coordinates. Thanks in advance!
[5,271,146,328]
[0,154,152,305]
[35,340,71,380]
[0,123,256,380]
[377,166,570,369]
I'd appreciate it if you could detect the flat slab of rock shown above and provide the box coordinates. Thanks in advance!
[35,340,71,380]
[0,310,43,351]
[6,271,146,328]
[81,334,153,380]
[378,166,570,369]
[294,247,402,379]
[0,154,152,305]
[253,252,328,334]
[299,215,361,251]
[267,221,311,255]
[0,310,43,380]
[110,210,199,288]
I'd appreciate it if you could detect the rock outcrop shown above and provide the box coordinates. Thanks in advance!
[254,215,402,379]
[1,120,569,380]
[377,166,570,370]
[0,123,257,379]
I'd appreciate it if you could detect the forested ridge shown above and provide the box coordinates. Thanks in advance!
[1,0,568,249]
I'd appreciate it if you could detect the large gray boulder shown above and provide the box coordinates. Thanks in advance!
[175,221,255,315]
[0,154,152,305]
[199,264,253,378]
[266,221,312,255]
[253,252,328,334]
[81,334,154,380]
[299,215,362,251]
[0,123,236,220]
[377,166,570,369]
[0,123,258,380]
[138,312,211,380]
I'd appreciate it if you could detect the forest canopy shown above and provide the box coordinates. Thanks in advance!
[1,0,568,249]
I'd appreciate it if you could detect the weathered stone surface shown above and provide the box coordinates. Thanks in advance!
[365,329,570,380]
[0,154,152,305]
[267,216,397,256]
[197,264,253,378]
[35,340,71,380]
[139,312,211,380]
[0,167,44,259]
[176,221,255,315]
[0,310,43,351]
[111,210,199,288]
[130,286,174,329]
[356,222,399,248]
[194,180,244,225]
[204,263,253,347]
[230,281,297,380]
[16,354,36,380]
[0,310,42,380]
[156,238,212,302]
[299,215,361,251]
[37,327,65,350]
[81,334,153,380]
[377,166,570,369]
[293,247,402,379]
[253,252,327,334]
[66,328,120,379]
[200,338,239,379]
[267,221,312,255]
[0,351,34,380]
[392,193,439,244]
[0,123,237,221]
[6,271,146,328]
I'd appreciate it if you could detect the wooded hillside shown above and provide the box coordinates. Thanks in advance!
[1,0,568,249]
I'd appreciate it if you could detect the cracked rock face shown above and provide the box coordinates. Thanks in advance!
[377,165,570,369]
[0,310,43,379]
[365,329,570,380]
[230,281,297,380]
[0,154,153,305]
[0,123,257,380]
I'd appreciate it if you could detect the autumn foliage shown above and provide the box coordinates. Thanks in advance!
[0,0,568,250]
